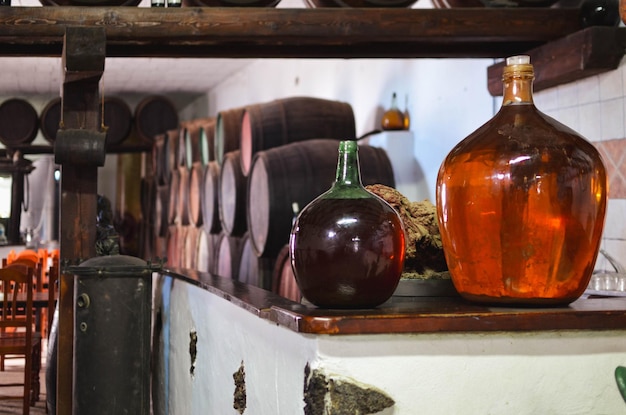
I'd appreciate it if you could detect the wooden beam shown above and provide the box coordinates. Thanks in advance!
[0,7,583,58]
[56,26,106,415]
[487,26,626,96]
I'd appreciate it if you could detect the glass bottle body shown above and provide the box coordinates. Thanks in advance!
[436,58,607,306]
[290,141,406,308]
[381,93,405,131]
[403,94,410,130]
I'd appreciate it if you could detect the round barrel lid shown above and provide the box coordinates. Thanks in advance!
[0,98,39,147]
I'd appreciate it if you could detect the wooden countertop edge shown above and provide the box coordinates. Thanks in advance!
[163,268,626,335]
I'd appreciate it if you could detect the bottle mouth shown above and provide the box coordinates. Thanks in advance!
[502,54,534,78]
[339,140,358,152]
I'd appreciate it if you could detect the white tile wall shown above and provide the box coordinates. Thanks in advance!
[601,98,625,140]
[536,59,626,271]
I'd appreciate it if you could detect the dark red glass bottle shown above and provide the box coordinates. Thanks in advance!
[290,140,406,308]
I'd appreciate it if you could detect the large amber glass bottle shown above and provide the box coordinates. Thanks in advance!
[290,140,406,308]
[436,55,607,305]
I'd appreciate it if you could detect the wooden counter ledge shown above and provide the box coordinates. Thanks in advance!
[166,268,626,335]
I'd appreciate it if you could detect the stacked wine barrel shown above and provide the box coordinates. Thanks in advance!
[128,95,180,259]
[152,96,397,302]
[153,118,214,271]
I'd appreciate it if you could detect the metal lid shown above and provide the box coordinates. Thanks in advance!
[64,255,163,277]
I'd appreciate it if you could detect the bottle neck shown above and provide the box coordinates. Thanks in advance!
[502,72,535,106]
[390,93,399,109]
[334,141,362,187]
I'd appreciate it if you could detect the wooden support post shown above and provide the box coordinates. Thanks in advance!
[54,26,106,415]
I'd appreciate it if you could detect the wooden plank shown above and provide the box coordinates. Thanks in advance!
[487,26,626,96]
[0,7,583,58]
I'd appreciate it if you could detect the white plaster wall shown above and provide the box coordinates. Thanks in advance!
[164,277,320,414]
[315,331,626,414]
[160,276,626,414]
[205,57,495,204]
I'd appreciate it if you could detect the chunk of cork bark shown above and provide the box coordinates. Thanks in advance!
[366,184,448,279]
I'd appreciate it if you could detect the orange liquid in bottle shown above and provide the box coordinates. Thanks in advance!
[436,56,607,305]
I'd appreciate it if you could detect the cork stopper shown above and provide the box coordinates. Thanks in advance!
[503,55,534,78]
[506,55,530,66]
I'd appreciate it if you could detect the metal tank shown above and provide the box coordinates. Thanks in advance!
[66,254,160,415]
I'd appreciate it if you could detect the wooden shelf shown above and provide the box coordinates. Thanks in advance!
[0,7,620,90]
[171,268,626,335]
[0,6,583,58]
[488,26,626,96]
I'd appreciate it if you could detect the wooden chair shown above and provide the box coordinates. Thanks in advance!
[0,252,45,372]
[0,264,42,414]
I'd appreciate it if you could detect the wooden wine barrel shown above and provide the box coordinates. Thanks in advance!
[101,96,133,147]
[196,227,219,274]
[153,134,167,185]
[307,0,418,6]
[183,0,279,7]
[0,98,39,147]
[272,244,301,303]
[239,96,356,176]
[182,121,196,167]
[141,175,156,236]
[134,95,179,144]
[40,97,62,144]
[431,0,483,7]
[167,168,180,225]
[219,150,247,237]
[199,118,216,163]
[237,233,275,289]
[166,225,180,268]
[247,139,395,258]
[154,235,168,261]
[155,185,170,238]
[177,226,189,269]
[215,232,244,280]
[188,161,204,228]
[170,128,186,169]
[160,129,181,185]
[143,140,156,179]
[181,225,199,270]
[177,166,191,226]
[214,107,245,166]
[40,0,140,6]
[201,161,222,234]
